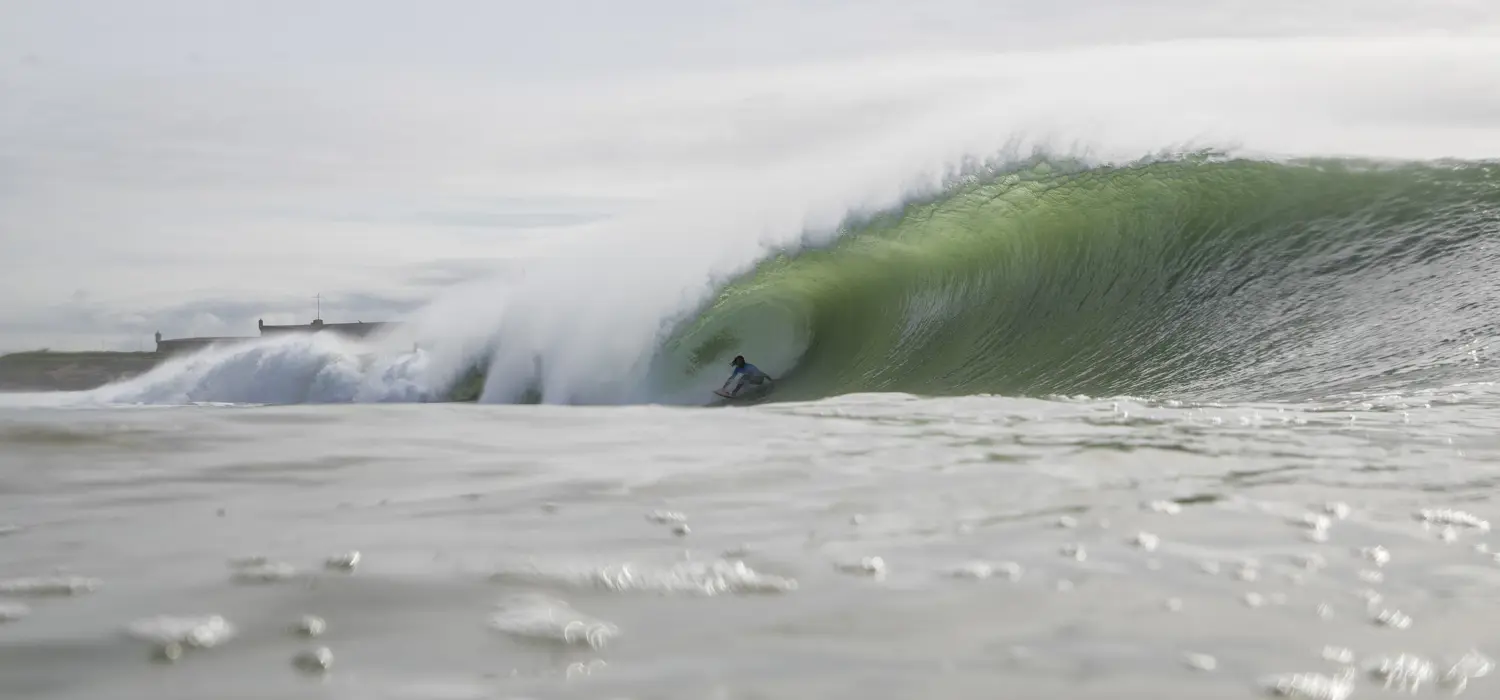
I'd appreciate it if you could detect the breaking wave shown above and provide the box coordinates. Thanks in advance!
[650,155,1500,403]
[72,153,1500,407]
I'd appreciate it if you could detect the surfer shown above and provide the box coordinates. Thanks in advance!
[720,355,772,398]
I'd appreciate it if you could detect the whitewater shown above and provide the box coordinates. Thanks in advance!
[6,5,1500,699]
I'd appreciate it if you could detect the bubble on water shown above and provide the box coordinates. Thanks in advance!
[1056,515,1078,529]
[324,551,361,572]
[1372,609,1412,630]
[1131,531,1161,552]
[671,524,691,537]
[948,562,994,580]
[838,556,887,578]
[1321,646,1354,664]
[494,559,797,596]
[1365,653,1436,692]
[1417,508,1489,532]
[226,556,268,568]
[1442,650,1494,693]
[126,615,236,650]
[1297,513,1333,533]
[1146,500,1182,515]
[0,575,101,597]
[230,562,298,584]
[1060,544,1087,562]
[1448,650,1494,678]
[997,562,1024,581]
[1261,668,1355,699]
[1358,546,1391,567]
[293,647,334,672]
[152,642,184,663]
[1295,553,1325,570]
[0,602,30,622]
[1184,652,1218,672]
[293,615,326,637]
[1323,502,1352,520]
[489,594,619,650]
[1245,592,1266,608]
[565,659,608,679]
[949,560,1020,581]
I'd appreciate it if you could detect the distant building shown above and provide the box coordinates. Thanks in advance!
[153,331,248,356]
[257,318,394,337]
[155,316,397,355]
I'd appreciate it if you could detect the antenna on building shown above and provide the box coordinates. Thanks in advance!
[314,293,322,322]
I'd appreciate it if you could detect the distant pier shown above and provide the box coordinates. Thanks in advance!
[155,318,396,355]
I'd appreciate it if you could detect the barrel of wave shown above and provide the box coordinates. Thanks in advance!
[649,286,814,405]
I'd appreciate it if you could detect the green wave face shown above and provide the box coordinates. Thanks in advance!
[656,156,1500,403]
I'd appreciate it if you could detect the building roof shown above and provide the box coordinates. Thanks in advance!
[258,318,395,335]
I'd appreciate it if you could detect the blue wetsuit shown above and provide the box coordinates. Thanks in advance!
[726,363,769,394]
[733,363,765,379]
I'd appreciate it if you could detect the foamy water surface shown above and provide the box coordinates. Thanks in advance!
[4,388,1500,699]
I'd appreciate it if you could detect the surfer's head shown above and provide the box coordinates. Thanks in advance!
[731,355,745,368]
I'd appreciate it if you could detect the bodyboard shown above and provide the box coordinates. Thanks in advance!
[713,382,774,404]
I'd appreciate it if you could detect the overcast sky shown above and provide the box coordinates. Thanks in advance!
[2,1,1499,352]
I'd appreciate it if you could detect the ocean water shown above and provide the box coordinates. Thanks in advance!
[4,383,1500,699]
[7,151,1500,700]
[7,4,1500,699]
